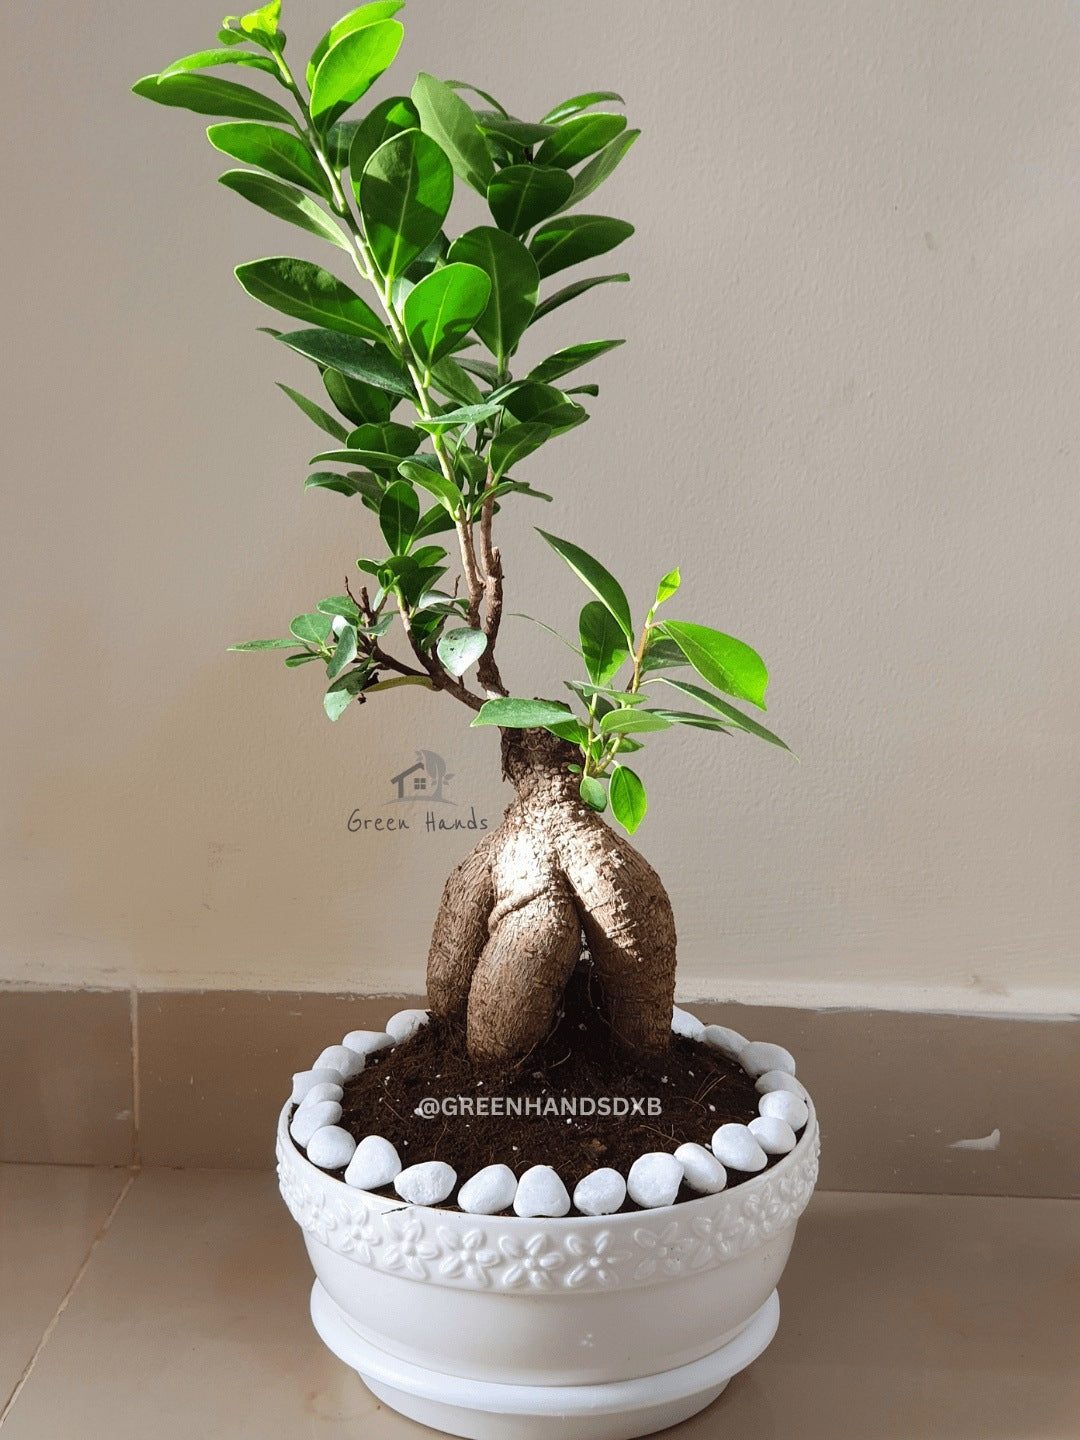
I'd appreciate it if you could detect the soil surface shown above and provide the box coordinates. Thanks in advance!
[309,964,799,1210]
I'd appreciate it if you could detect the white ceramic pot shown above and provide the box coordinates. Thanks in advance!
[277,1095,819,1439]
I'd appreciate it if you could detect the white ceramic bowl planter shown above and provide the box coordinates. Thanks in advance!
[277,1006,819,1440]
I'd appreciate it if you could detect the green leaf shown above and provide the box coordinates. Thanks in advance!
[323,368,393,425]
[324,669,366,720]
[359,128,455,280]
[236,258,387,340]
[541,91,625,125]
[207,122,331,198]
[532,272,629,325]
[471,697,576,729]
[379,480,420,552]
[530,214,634,279]
[486,164,574,237]
[398,460,463,513]
[489,422,552,478]
[579,601,629,685]
[579,775,608,812]
[414,401,503,433]
[477,114,559,149]
[326,625,358,680]
[428,355,485,406]
[446,80,508,116]
[528,339,623,385]
[447,227,539,367]
[559,129,641,211]
[290,612,333,645]
[309,20,404,131]
[657,622,770,711]
[276,383,348,440]
[160,49,279,78]
[649,709,731,733]
[132,72,294,125]
[538,530,633,640]
[654,569,681,606]
[403,263,492,370]
[536,113,627,169]
[277,329,414,397]
[239,1,281,42]
[598,708,672,735]
[639,636,687,673]
[304,469,369,496]
[285,651,320,666]
[609,764,646,834]
[347,420,421,460]
[346,94,420,177]
[411,72,494,194]
[437,627,487,677]
[317,595,361,621]
[648,678,790,750]
[503,382,586,433]
[307,2,405,88]
[228,638,299,650]
[217,170,350,249]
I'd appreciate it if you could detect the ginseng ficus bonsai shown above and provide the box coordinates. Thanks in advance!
[135,0,789,1070]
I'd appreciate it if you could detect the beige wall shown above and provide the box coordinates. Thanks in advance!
[1,1,1077,1013]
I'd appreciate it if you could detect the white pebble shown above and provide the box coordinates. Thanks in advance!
[755,1069,806,1097]
[344,1134,402,1189]
[385,1008,429,1044]
[306,1125,357,1169]
[290,1068,342,1103]
[674,1142,727,1194]
[291,1099,342,1148]
[627,1152,683,1209]
[739,1041,796,1079]
[710,1123,768,1173]
[573,1168,626,1216]
[701,1024,749,1061]
[314,1044,365,1080]
[342,1029,394,1058]
[748,1115,798,1155]
[394,1160,456,1205]
[671,1005,705,1040]
[758,1089,808,1130]
[457,1164,518,1215]
[297,1081,343,1110]
[513,1165,571,1218]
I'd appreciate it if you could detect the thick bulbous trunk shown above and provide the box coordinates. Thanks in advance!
[426,729,677,1065]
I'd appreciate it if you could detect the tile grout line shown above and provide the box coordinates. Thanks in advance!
[0,1167,140,1429]
[130,987,141,1167]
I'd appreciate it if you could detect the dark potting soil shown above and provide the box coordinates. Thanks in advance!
[309,965,796,1210]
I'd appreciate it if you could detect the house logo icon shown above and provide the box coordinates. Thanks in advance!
[389,750,454,805]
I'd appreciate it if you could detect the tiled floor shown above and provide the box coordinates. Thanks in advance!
[1,1168,1077,1438]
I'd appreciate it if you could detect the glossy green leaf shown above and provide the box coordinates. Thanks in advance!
[236,258,387,340]
[609,764,646,833]
[536,113,627,169]
[326,625,358,680]
[490,422,552,478]
[527,339,623,385]
[403,263,492,370]
[290,611,334,645]
[639,636,687,673]
[447,226,539,367]
[598,708,671,735]
[285,652,321,667]
[486,164,573,237]
[537,530,633,640]
[654,569,681,606]
[446,80,508,115]
[541,91,624,125]
[207,122,330,198]
[304,469,369,496]
[317,595,361,621]
[359,128,454,280]
[503,382,586,433]
[649,709,731,733]
[307,2,405,88]
[324,669,366,720]
[309,21,404,130]
[428,356,486,406]
[276,383,348,440]
[658,622,769,710]
[228,637,299,650]
[437,627,487,677]
[160,49,279,78]
[559,129,641,211]
[239,1,281,42]
[379,480,420,552]
[132,72,294,124]
[476,114,558,148]
[579,601,629,685]
[530,214,634,279]
[648,678,789,750]
[399,459,463,512]
[579,774,608,811]
[346,94,420,178]
[471,697,576,729]
[323,368,393,425]
[411,72,494,194]
[277,329,414,397]
[217,170,350,249]
[531,272,629,325]
[414,401,503,433]
[348,420,420,459]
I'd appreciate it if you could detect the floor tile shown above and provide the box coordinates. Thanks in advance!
[3,1180,1077,1439]
[0,1164,129,1409]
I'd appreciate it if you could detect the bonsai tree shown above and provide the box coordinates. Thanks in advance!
[135,0,788,1069]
